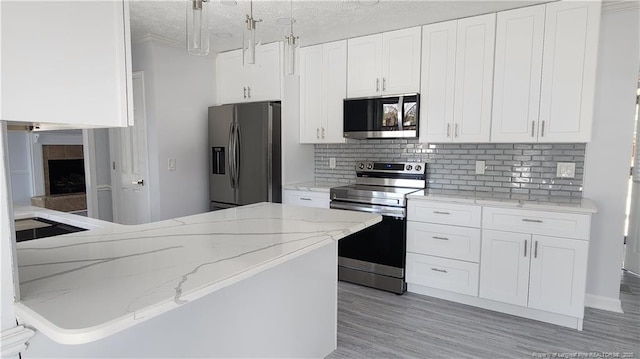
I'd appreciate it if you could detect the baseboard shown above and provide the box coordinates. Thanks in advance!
[585,294,623,313]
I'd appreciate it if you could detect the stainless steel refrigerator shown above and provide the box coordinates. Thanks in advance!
[209,102,281,211]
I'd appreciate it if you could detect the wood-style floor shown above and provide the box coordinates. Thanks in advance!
[327,271,640,359]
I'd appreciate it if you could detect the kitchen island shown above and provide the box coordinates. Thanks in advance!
[14,203,380,358]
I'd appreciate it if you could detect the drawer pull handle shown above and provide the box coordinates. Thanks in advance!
[432,236,449,241]
[522,219,543,223]
[433,211,450,215]
[300,198,312,201]
[431,268,448,273]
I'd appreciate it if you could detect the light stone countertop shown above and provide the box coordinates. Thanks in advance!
[13,203,380,345]
[283,181,345,193]
[408,189,597,214]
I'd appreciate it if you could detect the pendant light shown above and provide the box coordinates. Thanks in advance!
[243,0,262,65]
[283,0,299,75]
[186,0,210,56]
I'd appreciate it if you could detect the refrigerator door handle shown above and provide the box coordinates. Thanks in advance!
[235,122,241,186]
[228,121,236,188]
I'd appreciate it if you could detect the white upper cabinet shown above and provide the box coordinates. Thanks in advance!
[2,1,132,128]
[420,14,495,143]
[347,27,421,98]
[215,42,282,105]
[453,13,496,143]
[347,34,383,98]
[491,5,545,143]
[382,27,422,95]
[538,1,601,143]
[492,2,600,143]
[300,40,347,144]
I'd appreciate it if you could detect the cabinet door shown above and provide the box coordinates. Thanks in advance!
[453,13,495,142]
[419,21,457,143]
[382,27,422,95]
[347,34,383,98]
[216,50,247,105]
[322,40,347,143]
[479,229,531,307]
[299,45,324,143]
[2,1,132,127]
[491,5,545,143]
[538,1,600,142]
[528,235,588,317]
[250,42,282,102]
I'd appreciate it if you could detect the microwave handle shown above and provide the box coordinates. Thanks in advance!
[398,96,404,131]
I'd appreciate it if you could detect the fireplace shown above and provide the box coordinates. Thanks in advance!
[31,144,88,213]
[48,159,86,194]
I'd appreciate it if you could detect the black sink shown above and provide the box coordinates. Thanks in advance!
[15,218,88,242]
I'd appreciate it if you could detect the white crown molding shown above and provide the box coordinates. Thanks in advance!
[132,34,184,49]
[0,325,35,358]
[602,0,640,13]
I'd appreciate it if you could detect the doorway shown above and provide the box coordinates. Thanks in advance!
[623,80,640,275]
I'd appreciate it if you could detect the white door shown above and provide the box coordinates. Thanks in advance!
[453,13,495,143]
[479,229,531,307]
[347,34,382,98]
[419,20,457,143]
[528,235,589,317]
[538,1,601,142]
[299,44,324,143]
[110,71,151,225]
[322,40,347,143]
[382,27,422,95]
[491,5,545,143]
[625,105,640,274]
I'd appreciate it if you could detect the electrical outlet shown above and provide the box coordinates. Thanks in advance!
[168,158,176,171]
[329,157,336,169]
[556,162,576,178]
[475,161,485,175]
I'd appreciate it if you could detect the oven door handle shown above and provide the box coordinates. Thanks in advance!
[330,202,405,219]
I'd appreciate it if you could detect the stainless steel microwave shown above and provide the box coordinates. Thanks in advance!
[343,94,419,139]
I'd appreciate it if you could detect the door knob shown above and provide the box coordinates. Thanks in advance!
[132,179,144,186]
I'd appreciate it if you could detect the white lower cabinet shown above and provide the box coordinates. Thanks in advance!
[480,230,589,318]
[406,198,593,330]
[282,189,330,209]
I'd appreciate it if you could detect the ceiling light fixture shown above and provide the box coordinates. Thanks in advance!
[243,0,262,65]
[186,0,210,56]
[283,0,299,75]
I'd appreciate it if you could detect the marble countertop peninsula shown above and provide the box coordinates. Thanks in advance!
[283,181,345,192]
[408,189,597,214]
[14,203,380,345]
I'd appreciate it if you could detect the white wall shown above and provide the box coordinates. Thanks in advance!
[582,6,640,311]
[132,37,215,220]
[7,131,32,205]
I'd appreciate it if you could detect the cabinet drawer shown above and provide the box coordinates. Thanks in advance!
[406,253,479,296]
[283,190,330,209]
[407,222,480,262]
[408,200,481,227]
[483,207,590,240]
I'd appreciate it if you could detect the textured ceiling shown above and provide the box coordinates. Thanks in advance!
[130,0,549,53]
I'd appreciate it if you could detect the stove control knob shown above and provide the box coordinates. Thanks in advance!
[405,165,413,171]
[366,163,373,170]
[415,165,422,172]
[358,163,365,170]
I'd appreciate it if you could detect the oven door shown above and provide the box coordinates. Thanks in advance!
[330,201,407,279]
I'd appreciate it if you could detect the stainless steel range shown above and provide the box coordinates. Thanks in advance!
[330,161,426,294]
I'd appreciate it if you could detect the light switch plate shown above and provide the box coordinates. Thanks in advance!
[329,157,336,169]
[168,158,176,171]
[475,161,485,175]
[556,162,575,178]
